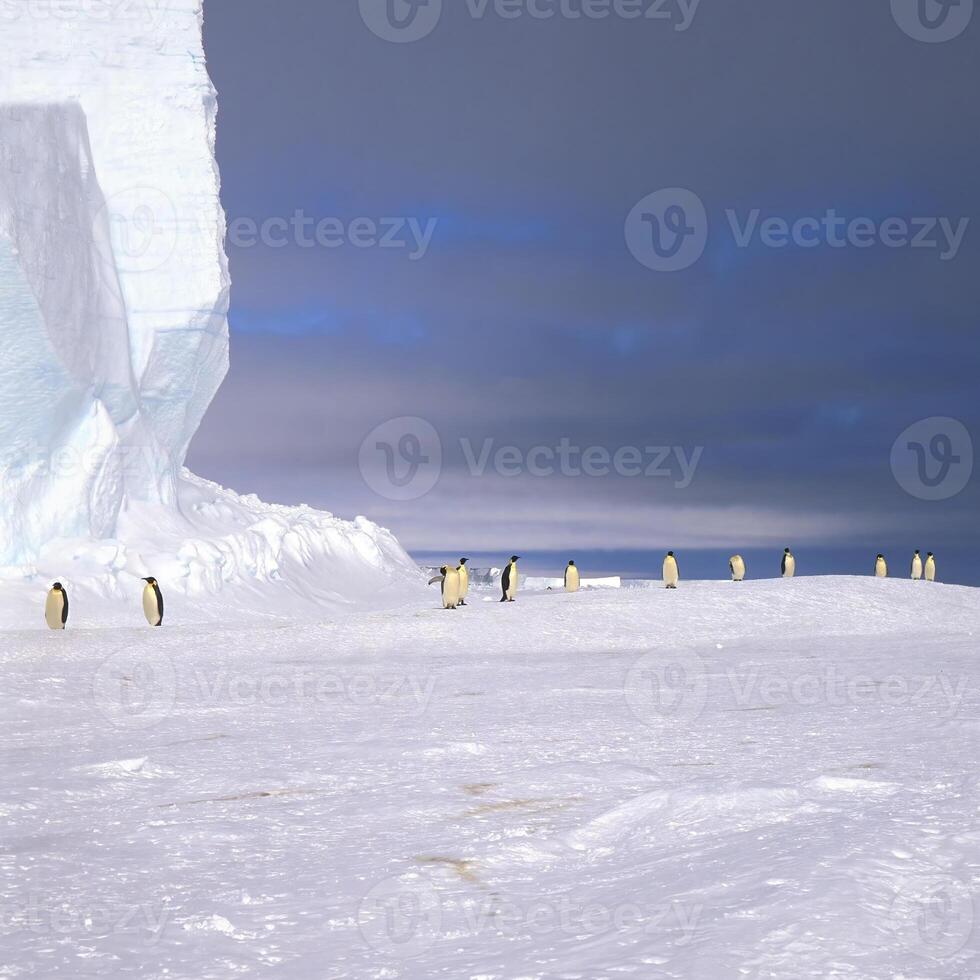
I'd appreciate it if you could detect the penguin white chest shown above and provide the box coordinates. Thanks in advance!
[45,591,66,630]
[782,555,796,578]
[442,568,461,608]
[911,556,923,580]
[143,584,163,626]
[565,566,580,592]
[663,557,679,587]
[730,556,746,581]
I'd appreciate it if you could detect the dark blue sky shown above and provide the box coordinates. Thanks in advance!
[189,0,979,581]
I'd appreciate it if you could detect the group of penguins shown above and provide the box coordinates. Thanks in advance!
[427,548,940,609]
[39,548,941,625]
[41,577,164,631]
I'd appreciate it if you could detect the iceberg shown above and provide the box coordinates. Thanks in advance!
[0,0,423,618]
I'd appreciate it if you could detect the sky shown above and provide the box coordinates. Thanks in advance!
[189,0,979,581]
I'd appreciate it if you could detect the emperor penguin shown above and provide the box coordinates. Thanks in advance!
[781,548,795,578]
[875,554,888,578]
[663,551,679,589]
[456,558,469,606]
[500,556,520,602]
[564,560,580,593]
[45,582,69,630]
[924,552,937,582]
[910,550,923,581]
[428,565,461,609]
[142,577,164,627]
[729,555,746,582]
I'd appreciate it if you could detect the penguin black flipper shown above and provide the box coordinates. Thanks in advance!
[781,554,787,575]
[62,591,69,626]
[501,563,512,600]
[153,583,164,626]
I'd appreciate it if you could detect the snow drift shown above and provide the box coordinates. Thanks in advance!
[0,1,423,615]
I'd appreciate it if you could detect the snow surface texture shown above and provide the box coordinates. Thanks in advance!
[0,1,421,608]
[2,577,977,977]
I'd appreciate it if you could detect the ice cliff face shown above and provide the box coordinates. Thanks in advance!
[0,0,229,564]
[0,2,423,611]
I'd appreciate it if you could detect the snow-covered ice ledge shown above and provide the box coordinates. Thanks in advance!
[0,1,423,618]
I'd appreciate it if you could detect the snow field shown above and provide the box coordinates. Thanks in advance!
[2,576,977,977]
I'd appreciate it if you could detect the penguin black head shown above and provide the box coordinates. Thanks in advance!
[914,550,920,555]
[568,560,575,566]
[668,551,674,557]
[143,577,157,585]
[785,547,791,553]
[52,582,63,591]
[510,556,520,563]
[459,558,468,565]
[877,554,884,560]
[927,552,934,557]
[439,565,448,575]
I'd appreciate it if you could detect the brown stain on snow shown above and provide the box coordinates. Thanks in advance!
[416,856,481,883]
